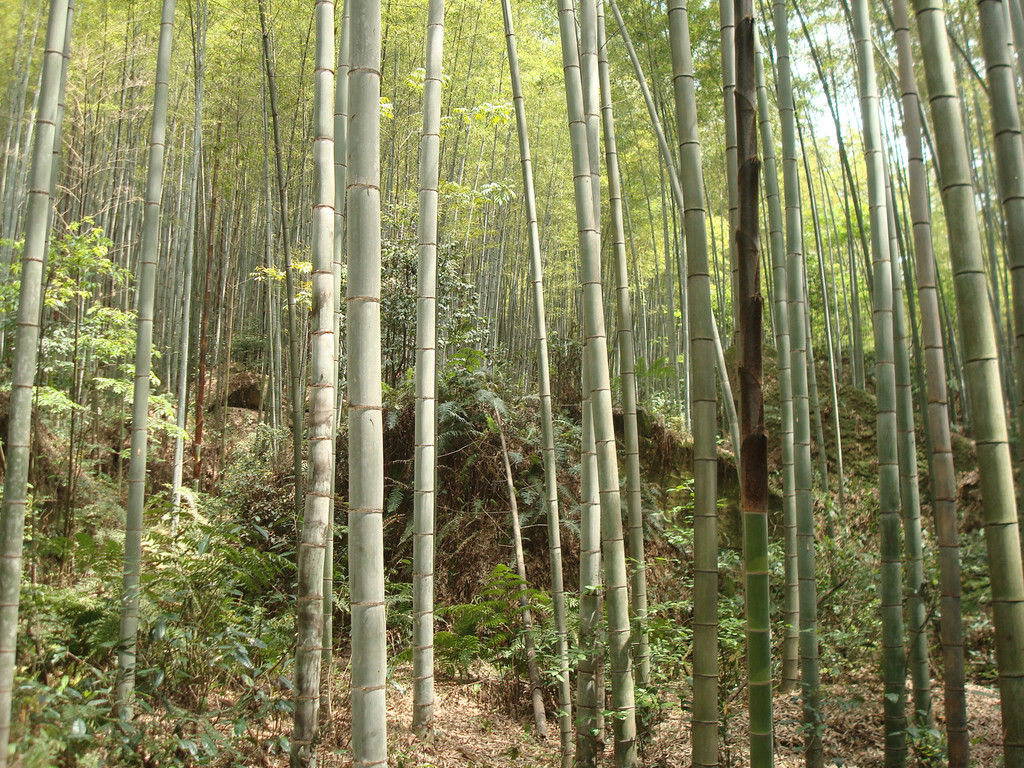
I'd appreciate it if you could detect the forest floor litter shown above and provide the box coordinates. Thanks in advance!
[283,663,1003,767]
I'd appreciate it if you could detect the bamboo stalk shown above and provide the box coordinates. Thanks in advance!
[0,0,70,757]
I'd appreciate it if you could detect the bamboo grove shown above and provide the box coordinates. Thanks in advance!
[3,0,1024,766]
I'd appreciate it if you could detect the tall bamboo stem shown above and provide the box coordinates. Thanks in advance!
[735,2,773,763]
[412,0,443,737]
[290,0,334,762]
[891,1,968,760]
[0,0,69,758]
[597,0,649,692]
[754,28,798,693]
[259,0,304,520]
[772,1,822,761]
[347,0,387,762]
[501,1,572,758]
[850,0,907,762]
[663,1,724,763]
[555,1,637,763]
[116,0,176,720]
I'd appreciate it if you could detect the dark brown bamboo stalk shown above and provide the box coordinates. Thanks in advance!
[735,2,772,764]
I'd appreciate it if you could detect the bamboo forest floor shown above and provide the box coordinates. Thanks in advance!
[647,681,1003,768]
[281,665,1004,767]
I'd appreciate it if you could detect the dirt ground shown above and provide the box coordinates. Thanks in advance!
[301,666,1003,767]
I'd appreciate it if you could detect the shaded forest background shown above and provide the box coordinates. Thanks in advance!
[0,0,1020,765]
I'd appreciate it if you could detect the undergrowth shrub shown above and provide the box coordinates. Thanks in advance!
[393,563,576,722]
[217,423,296,554]
[10,428,301,766]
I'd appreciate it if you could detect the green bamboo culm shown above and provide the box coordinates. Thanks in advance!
[43,0,74,251]
[1009,0,1024,85]
[604,3,685,419]
[754,30,798,693]
[500,1,573,759]
[323,0,350,705]
[575,25,604,753]
[850,0,907,763]
[411,0,443,738]
[576,392,603,767]
[291,0,335,763]
[0,0,70,760]
[555,1,637,763]
[794,118,842,520]
[977,0,1024,758]
[883,163,930,730]
[664,1,720,763]
[891,0,969,759]
[597,0,649,693]
[347,0,387,763]
[911,0,1024,764]
[605,0,742,468]
[977,0,1024,489]
[115,0,176,721]
[720,0,739,331]
[258,0,304,521]
[771,1,822,762]
[575,22,604,768]
[734,1,773,763]
[262,85,285,437]
[170,0,205,519]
